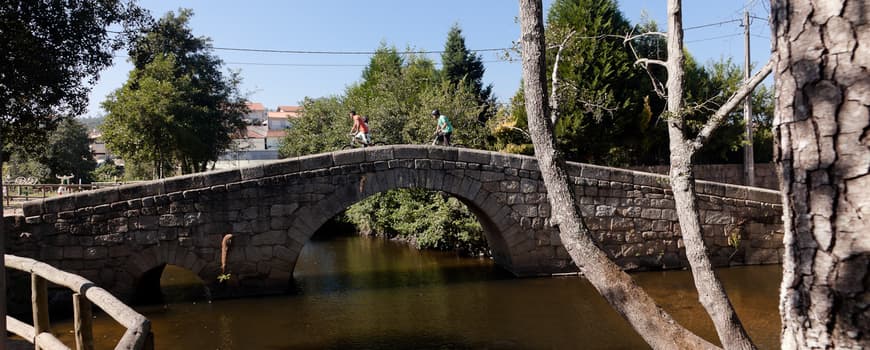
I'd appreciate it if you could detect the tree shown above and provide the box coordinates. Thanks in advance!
[442,24,495,121]
[518,1,717,348]
[771,0,870,348]
[102,9,245,177]
[608,1,777,348]
[0,0,146,150]
[546,0,660,166]
[103,54,187,178]
[0,0,146,343]
[280,42,493,256]
[42,118,97,183]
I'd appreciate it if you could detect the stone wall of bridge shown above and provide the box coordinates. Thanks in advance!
[5,146,783,301]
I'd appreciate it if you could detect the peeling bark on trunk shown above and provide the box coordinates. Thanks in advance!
[772,0,870,348]
[664,1,757,349]
[518,1,718,349]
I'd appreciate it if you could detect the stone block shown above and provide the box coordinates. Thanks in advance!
[703,211,733,224]
[22,201,43,217]
[366,148,394,162]
[500,180,520,193]
[63,246,84,259]
[393,145,428,159]
[724,185,748,200]
[595,205,616,217]
[520,157,539,172]
[490,153,523,169]
[619,206,641,218]
[640,208,662,220]
[163,174,207,194]
[457,148,491,165]
[43,196,76,214]
[240,165,265,181]
[611,217,635,230]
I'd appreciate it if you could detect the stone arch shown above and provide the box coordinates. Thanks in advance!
[123,243,216,304]
[278,166,527,276]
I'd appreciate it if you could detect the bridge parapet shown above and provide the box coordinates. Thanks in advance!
[9,145,783,301]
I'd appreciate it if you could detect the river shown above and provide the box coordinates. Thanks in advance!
[52,234,781,349]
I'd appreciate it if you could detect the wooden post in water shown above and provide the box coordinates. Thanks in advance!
[73,293,95,350]
[31,274,50,350]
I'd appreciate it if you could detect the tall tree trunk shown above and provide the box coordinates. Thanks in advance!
[0,143,8,349]
[664,1,757,349]
[772,0,870,348]
[518,1,718,349]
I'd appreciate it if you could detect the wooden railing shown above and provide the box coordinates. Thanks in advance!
[5,255,153,350]
[3,183,123,206]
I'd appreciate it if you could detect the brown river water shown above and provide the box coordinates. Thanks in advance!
[50,235,782,349]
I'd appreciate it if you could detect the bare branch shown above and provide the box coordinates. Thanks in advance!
[625,34,667,99]
[624,31,668,42]
[689,58,774,152]
[550,30,576,124]
[635,58,668,68]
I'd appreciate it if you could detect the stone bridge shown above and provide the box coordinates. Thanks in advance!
[6,146,783,302]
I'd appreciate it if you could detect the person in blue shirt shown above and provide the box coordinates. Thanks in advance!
[431,109,453,146]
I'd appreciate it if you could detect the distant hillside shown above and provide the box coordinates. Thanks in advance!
[79,116,104,130]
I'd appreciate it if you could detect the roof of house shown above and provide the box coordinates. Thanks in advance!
[243,126,268,139]
[267,130,287,138]
[276,105,302,113]
[267,111,295,119]
[246,102,266,111]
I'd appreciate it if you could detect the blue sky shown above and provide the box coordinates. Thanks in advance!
[85,0,772,117]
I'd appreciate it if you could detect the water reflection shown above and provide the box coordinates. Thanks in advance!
[51,235,782,349]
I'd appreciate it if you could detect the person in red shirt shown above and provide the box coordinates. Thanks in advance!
[349,110,370,146]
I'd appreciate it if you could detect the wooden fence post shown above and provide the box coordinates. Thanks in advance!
[73,292,94,350]
[31,273,50,350]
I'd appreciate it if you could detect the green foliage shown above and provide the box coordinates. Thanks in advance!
[4,118,95,183]
[101,9,245,177]
[281,45,490,156]
[683,58,775,164]
[280,41,492,255]
[91,160,124,183]
[488,89,534,155]
[545,0,665,166]
[0,0,147,151]
[345,189,487,256]
[506,0,774,167]
[43,118,97,182]
[3,154,49,182]
[217,273,231,283]
[442,24,495,121]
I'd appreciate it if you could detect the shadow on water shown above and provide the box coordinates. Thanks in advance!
[276,332,522,350]
[287,262,515,297]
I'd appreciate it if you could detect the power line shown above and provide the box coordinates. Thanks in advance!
[222,59,511,67]
[113,56,512,68]
[685,32,742,44]
[213,47,508,55]
[684,19,742,31]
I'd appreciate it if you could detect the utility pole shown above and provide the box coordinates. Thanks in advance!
[742,10,755,186]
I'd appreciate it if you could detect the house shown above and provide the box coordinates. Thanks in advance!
[267,111,293,130]
[276,105,303,117]
[244,102,267,125]
[88,130,114,165]
[269,105,303,130]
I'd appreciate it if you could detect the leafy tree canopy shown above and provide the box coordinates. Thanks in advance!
[0,0,147,151]
[101,9,245,177]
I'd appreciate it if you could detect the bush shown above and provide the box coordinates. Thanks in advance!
[345,189,488,256]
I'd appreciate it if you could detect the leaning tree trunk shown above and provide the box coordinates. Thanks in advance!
[664,1,757,349]
[0,138,7,347]
[518,1,718,349]
[772,0,870,348]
